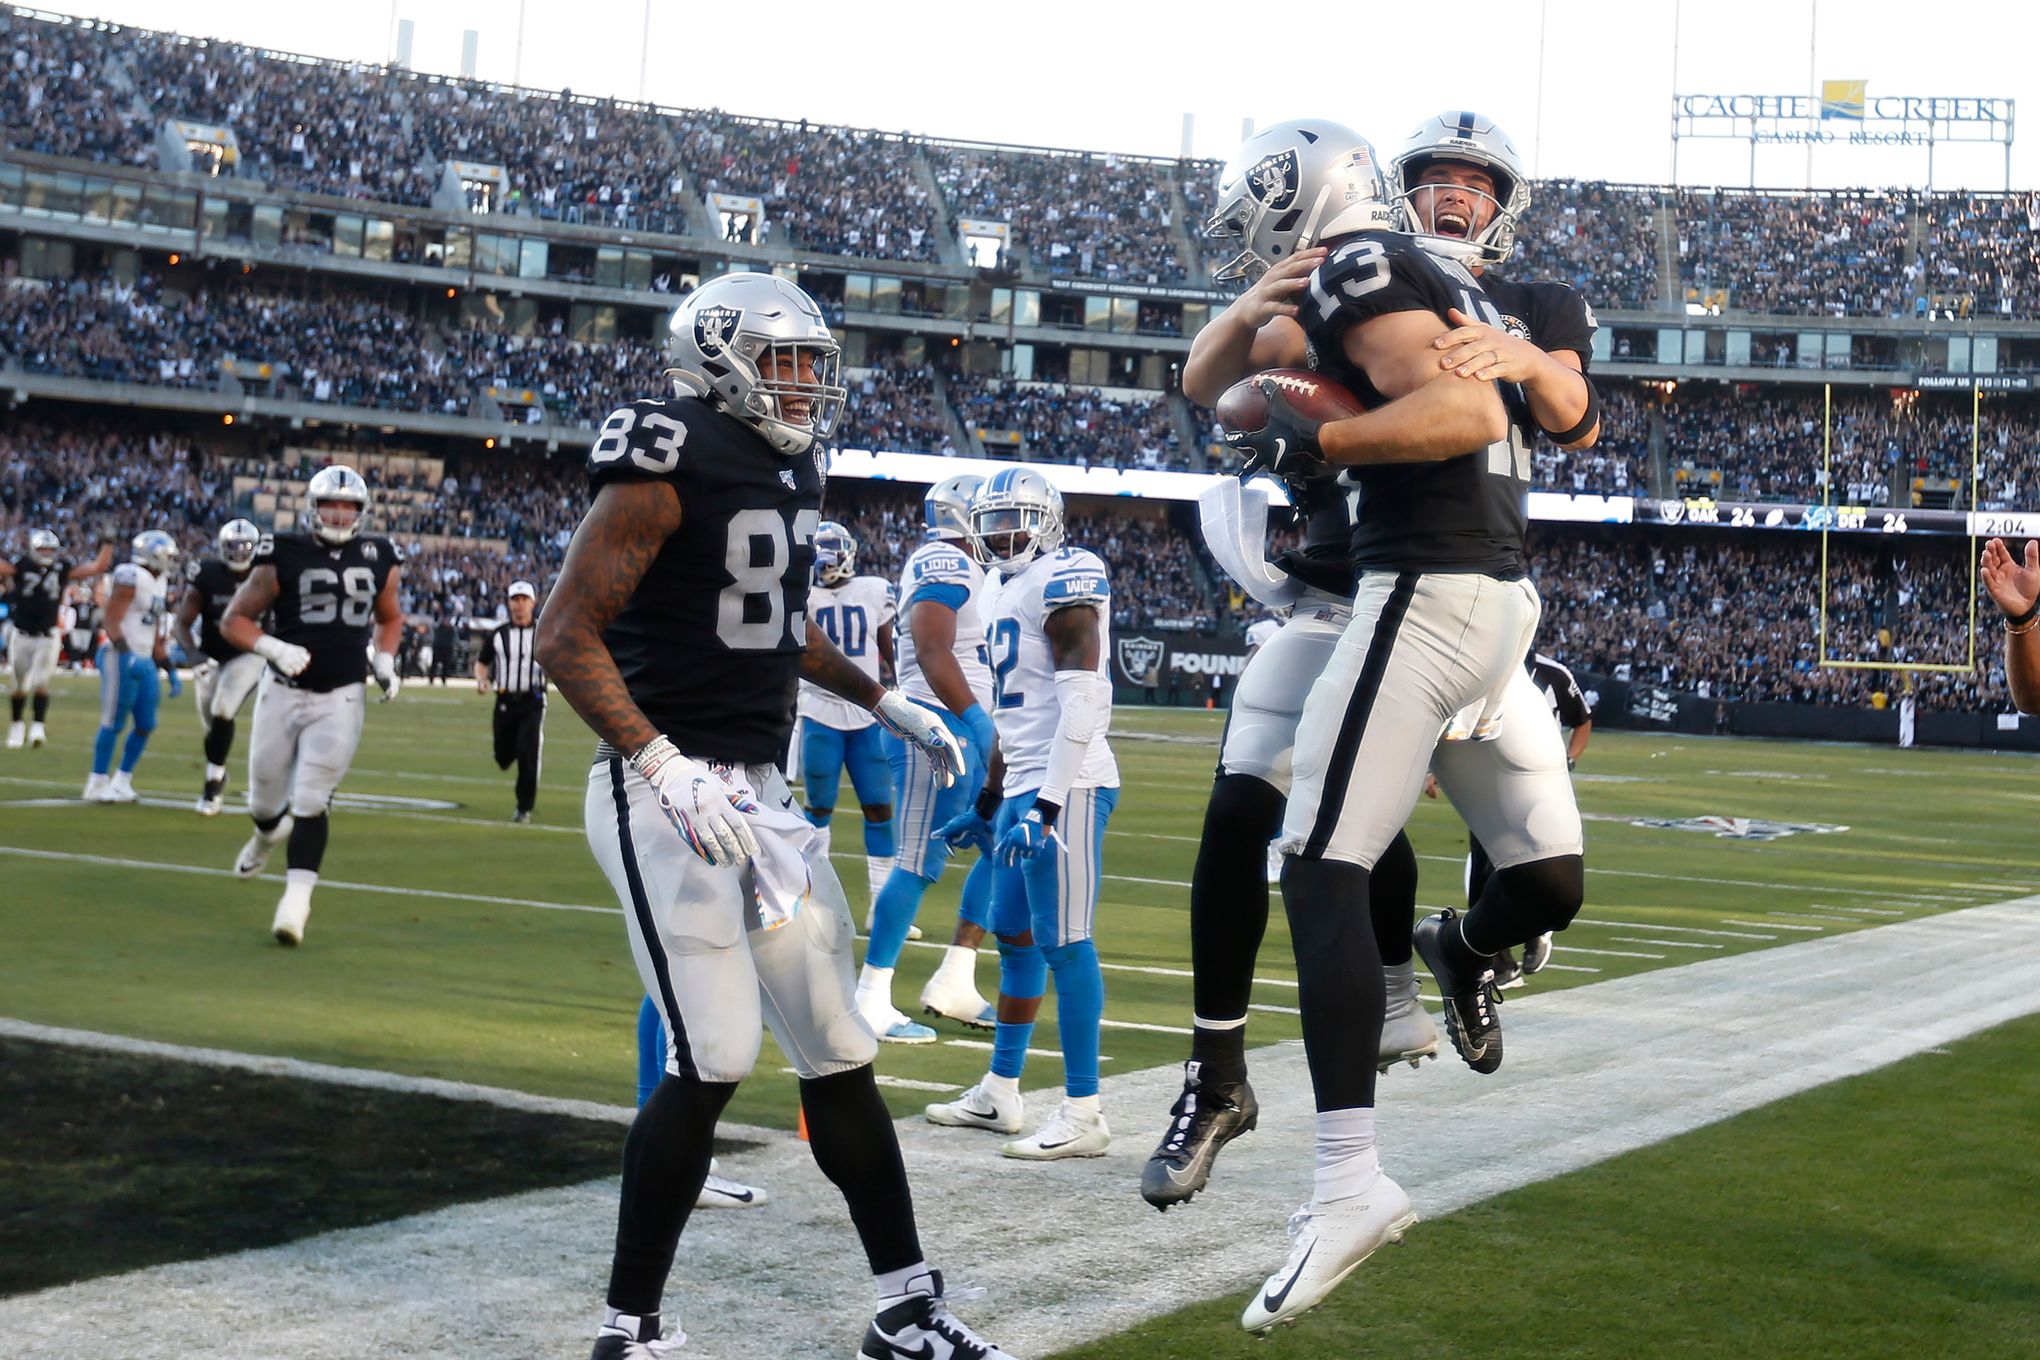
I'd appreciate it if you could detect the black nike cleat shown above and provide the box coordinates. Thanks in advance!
[1413,909,1504,1074]
[1141,1060,1259,1210]
[1522,931,1555,975]
[860,1270,1015,1360]
[590,1310,682,1358]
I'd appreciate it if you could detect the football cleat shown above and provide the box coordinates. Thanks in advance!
[1240,1178,1419,1333]
[869,1005,938,1045]
[512,810,532,824]
[920,971,996,1030]
[1522,931,1554,975]
[1003,1099,1110,1160]
[81,772,110,801]
[4,721,22,749]
[1490,948,1526,991]
[1413,909,1504,1074]
[860,1271,1014,1360]
[272,887,312,947]
[696,1157,767,1209]
[590,1311,684,1358]
[1378,966,1440,1073]
[27,722,47,748]
[925,1080,1024,1134]
[1141,1061,1258,1210]
[234,816,294,878]
[103,771,137,803]
[196,778,226,817]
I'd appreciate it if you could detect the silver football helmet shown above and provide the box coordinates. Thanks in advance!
[1203,119,1399,286]
[304,465,371,545]
[968,467,1065,571]
[217,518,262,572]
[27,528,60,567]
[130,529,179,577]
[812,520,857,586]
[923,473,984,541]
[1390,111,1531,267]
[664,273,847,456]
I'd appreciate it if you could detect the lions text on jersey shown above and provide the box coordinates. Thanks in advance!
[799,575,896,731]
[894,538,993,710]
[983,545,1119,798]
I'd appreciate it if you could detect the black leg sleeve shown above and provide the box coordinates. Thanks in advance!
[1188,774,1287,1024]
[799,1066,923,1276]
[1281,856,1383,1112]
[606,1073,738,1315]
[1461,853,1585,955]
[1368,829,1420,967]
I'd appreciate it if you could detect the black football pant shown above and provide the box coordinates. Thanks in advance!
[492,693,545,814]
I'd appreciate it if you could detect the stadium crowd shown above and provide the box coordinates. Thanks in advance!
[1506,180,1663,310]
[949,372,1189,469]
[680,116,939,263]
[1677,188,1914,317]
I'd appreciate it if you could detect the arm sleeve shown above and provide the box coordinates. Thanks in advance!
[905,581,969,612]
[1039,670,1111,810]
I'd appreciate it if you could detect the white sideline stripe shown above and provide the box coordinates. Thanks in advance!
[0,1017,755,1145]
[1539,962,1601,973]
[11,897,2040,1360]
[1612,936,1724,950]
[1098,1018,1195,1035]
[1726,918,1822,932]
[1575,918,1775,940]
[940,1041,1117,1064]
[774,1067,957,1093]
[1813,905,1905,917]
[1553,945,1665,960]
[0,844,620,915]
[1769,911,1861,923]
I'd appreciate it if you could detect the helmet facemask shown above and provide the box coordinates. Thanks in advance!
[968,497,1065,571]
[812,522,857,585]
[1394,153,1527,267]
[741,337,847,456]
[219,519,261,572]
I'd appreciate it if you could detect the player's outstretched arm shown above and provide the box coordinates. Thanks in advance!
[1182,249,1323,406]
[1315,311,1508,466]
[801,625,885,708]
[370,567,404,700]
[1982,537,2040,714]
[68,539,118,581]
[533,481,679,755]
[1433,308,1598,448]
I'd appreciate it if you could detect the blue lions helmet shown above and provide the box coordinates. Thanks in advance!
[130,529,180,577]
[812,520,857,586]
[924,473,984,541]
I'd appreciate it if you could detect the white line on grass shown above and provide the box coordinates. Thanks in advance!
[1612,936,1724,950]
[1098,1018,1194,1035]
[1726,918,1822,932]
[1810,905,1905,917]
[1555,945,1666,960]
[1573,918,1775,940]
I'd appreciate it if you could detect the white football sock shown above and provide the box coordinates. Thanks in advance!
[933,943,978,982]
[875,1261,935,1304]
[982,1070,1020,1100]
[865,854,895,905]
[205,761,227,782]
[284,868,318,902]
[855,964,894,1015]
[1066,1092,1101,1114]
[1313,1107,1380,1204]
[813,820,834,858]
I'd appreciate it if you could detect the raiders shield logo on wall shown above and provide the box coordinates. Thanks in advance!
[1246,149,1299,211]
[1116,635,1166,683]
[694,305,742,357]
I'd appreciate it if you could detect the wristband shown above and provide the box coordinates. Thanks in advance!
[630,734,680,780]
[2005,600,2039,628]
[1031,796,1062,829]
[974,783,1004,820]
[2007,615,2039,637]
[1543,378,1601,445]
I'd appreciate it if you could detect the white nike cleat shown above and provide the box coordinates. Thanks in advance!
[234,815,294,878]
[1002,1099,1110,1160]
[920,971,996,1029]
[4,721,22,749]
[1241,1177,1419,1334]
[925,1080,1024,1134]
[27,721,46,747]
[865,1004,937,1045]
[1522,931,1555,975]
[696,1156,767,1209]
[1378,962,1440,1073]
[81,772,110,801]
[272,886,311,947]
[104,770,137,803]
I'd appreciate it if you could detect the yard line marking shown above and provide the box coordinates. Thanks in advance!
[1810,904,1905,917]
[1726,918,1822,932]
[1248,1002,1303,1016]
[1552,946,1666,960]
[1767,910,1862,923]
[0,845,618,915]
[776,1068,957,1093]
[1099,1019,1195,1036]
[1612,936,1724,950]
[1573,918,1775,940]
[892,939,1303,991]
[939,1041,1116,1063]
[1538,962,1602,973]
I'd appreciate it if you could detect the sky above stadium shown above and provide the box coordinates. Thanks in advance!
[55,0,2039,190]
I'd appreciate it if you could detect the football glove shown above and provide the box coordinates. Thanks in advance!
[632,735,761,867]
[874,691,967,788]
[935,809,997,854]
[1225,378,1328,481]
[253,635,311,678]
[995,803,1064,867]
[958,702,999,786]
[372,650,400,702]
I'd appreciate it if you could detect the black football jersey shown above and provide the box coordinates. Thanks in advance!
[1301,231,1526,577]
[1272,475,1357,598]
[256,531,402,691]
[587,397,825,765]
[1478,275,1597,375]
[8,557,70,633]
[184,557,254,663]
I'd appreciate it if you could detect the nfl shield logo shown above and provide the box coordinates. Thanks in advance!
[779,468,797,490]
[1246,149,1300,211]
[694,305,742,358]
[1116,635,1166,683]
[361,542,379,561]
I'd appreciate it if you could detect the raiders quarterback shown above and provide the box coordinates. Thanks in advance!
[3,528,116,749]
[530,273,1010,1360]
[219,466,404,947]
[174,518,267,814]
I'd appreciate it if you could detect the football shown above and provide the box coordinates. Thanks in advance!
[1215,368,1369,435]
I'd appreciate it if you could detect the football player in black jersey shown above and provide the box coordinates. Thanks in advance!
[3,527,117,749]
[219,467,404,947]
[173,518,267,814]
[532,274,1010,1360]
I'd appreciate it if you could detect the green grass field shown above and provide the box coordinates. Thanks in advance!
[2,672,2035,1134]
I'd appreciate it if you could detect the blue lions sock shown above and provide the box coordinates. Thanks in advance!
[956,854,995,932]
[866,868,930,970]
[118,726,151,774]
[636,995,665,1108]
[1044,939,1105,1099]
[862,817,895,858]
[991,936,1048,1080]
[91,726,119,776]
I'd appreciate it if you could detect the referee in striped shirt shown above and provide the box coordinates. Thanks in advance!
[477,580,546,823]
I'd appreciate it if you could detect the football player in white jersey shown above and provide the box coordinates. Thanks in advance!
[83,530,178,803]
[925,468,1121,1160]
[797,521,901,905]
[856,474,1003,1041]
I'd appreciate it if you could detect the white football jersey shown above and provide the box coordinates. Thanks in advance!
[108,562,167,655]
[798,574,897,731]
[1245,617,1282,651]
[984,545,1119,797]
[894,537,993,711]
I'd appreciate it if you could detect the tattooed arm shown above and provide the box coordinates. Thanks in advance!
[534,480,681,755]
[219,565,281,653]
[801,624,886,708]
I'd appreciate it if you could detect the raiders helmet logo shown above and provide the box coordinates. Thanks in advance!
[1246,149,1300,210]
[1116,635,1166,681]
[694,305,743,358]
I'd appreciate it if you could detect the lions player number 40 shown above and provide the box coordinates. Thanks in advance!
[717,508,820,650]
[814,604,869,657]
